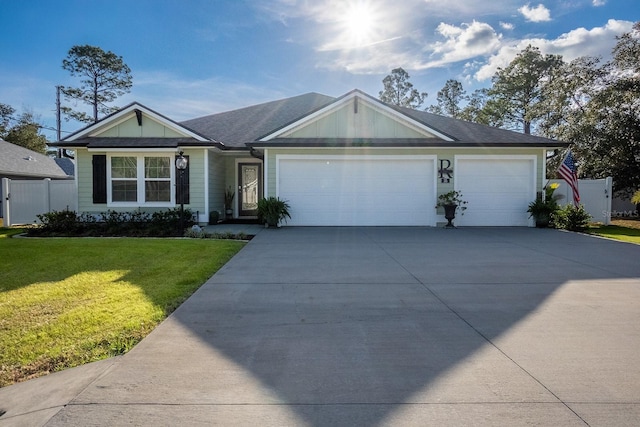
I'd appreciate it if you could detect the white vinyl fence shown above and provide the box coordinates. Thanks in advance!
[1,178,77,226]
[548,177,613,225]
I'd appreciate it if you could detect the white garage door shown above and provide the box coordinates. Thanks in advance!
[277,156,436,226]
[455,156,536,226]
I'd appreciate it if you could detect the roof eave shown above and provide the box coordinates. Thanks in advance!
[247,140,569,148]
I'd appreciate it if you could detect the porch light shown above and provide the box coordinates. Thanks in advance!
[176,151,188,233]
[175,151,188,170]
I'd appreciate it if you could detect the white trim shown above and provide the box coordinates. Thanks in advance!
[260,91,454,141]
[66,103,209,141]
[542,148,547,191]
[263,149,269,198]
[203,149,209,224]
[87,147,179,153]
[106,153,176,208]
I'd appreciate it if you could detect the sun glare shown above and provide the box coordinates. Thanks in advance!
[341,1,378,48]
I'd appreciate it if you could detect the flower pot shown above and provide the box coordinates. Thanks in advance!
[535,213,550,228]
[444,204,457,228]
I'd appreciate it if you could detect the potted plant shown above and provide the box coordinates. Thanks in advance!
[257,197,291,227]
[527,183,561,228]
[224,187,235,219]
[435,190,467,228]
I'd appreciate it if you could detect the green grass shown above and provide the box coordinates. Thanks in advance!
[0,232,244,387]
[590,225,640,244]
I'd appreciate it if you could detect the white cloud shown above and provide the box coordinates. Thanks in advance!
[519,3,552,22]
[500,22,515,30]
[593,0,606,6]
[474,19,634,81]
[425,21,502,68]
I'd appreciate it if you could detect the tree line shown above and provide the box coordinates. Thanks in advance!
[379,22,640,196]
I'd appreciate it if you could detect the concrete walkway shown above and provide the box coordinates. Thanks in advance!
[1,228,640,426]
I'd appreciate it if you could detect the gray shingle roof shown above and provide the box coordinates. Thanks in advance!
[50,89,567,151]
[393,105,564,146]
[181,90,567,148]
[0,139,72,178]
[181,92,336,148]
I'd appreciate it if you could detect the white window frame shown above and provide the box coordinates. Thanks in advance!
[107,153,176,207]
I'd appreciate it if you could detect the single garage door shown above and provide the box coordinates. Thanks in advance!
[455,156,536,226]
[277,155,436,226]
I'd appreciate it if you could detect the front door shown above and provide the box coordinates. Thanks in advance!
[238,163,262,216]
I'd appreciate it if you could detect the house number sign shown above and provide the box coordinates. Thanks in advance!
[438,159,453,183]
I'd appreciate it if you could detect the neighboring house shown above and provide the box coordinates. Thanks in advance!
[0,139,74,218]
[52,89,567,227]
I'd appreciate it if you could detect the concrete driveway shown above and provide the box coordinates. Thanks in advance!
[2,227,640,426]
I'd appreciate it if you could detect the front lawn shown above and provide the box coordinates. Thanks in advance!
[589,218,640,244]
[0,233,244,387]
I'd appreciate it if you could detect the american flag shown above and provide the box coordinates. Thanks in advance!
[558,150,580,205]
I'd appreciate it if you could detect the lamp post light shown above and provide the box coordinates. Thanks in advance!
[175,151,188,233]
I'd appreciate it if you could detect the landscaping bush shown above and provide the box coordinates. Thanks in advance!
[36,210,82,234]
[31,208,195,237]
[552,204,592,232]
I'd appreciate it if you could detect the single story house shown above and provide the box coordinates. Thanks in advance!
[53,89,567,227]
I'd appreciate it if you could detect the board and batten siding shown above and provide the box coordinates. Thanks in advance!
[265,147,545,200]
[282,102,435,139]
[94,116,184,138]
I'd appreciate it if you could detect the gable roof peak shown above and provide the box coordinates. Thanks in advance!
[62,102,212,142]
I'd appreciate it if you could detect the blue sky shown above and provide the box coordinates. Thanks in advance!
[0,0,637,140]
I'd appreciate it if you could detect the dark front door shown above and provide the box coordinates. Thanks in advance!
[238,163,262,216]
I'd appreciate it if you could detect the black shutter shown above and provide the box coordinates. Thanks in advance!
[92,155,107,204]
[175,155,190,205]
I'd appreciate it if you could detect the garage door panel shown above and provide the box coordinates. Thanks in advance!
[457,158,535,227]
[278,157,435,226]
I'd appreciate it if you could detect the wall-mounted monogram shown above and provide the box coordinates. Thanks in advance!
[438,159,453,183]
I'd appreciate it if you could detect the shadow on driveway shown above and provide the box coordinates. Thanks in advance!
[10,228,640,425]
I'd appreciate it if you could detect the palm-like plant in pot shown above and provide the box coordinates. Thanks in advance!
[527,183,561,228]
[435,190,467,228]
[257,197,291,227]
[224,187,235,219]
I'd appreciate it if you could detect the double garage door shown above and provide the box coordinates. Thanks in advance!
[278,156,436,226]
[277,155,535,227]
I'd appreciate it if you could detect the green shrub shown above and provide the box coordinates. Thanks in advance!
[36,210,80,233]
[527,183,562,228]
[257,197,291,227]
[553,204,592,232]
[30,208,195,237]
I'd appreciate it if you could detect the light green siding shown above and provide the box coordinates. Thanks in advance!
[186,149,206,219]
[76,148,94,211]
[283,102,435,139]
[76,148,207,221]
[265,147,545,199]
[93,116,184,138]
[208,150,226,215]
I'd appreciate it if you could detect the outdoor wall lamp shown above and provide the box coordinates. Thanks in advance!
[175,151,188,171]
[175,150,188,232]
